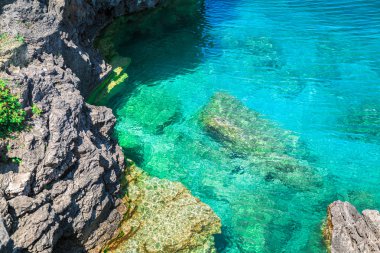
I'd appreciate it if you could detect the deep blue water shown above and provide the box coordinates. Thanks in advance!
[94,0,380,252]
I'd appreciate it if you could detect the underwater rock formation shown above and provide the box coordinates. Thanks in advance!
[199,92,319,189]
[324,201,380,253]
[338,102,380,143]
[101,163,221,253]
[117,86,182,134]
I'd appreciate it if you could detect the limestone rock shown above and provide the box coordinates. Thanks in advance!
[199,92,319,189]
[102,164,221,253]
[324,201,380,253]
[0,218,10,252]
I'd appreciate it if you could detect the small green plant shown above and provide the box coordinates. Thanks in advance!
[0,80,26,138]
[15,34,24,43]
[32,104,42,116]
[0,33,7,41]
[10,157,22,164]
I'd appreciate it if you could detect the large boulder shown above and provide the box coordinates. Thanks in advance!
[199,92,319,189]
[99,163,221,253]
[324,201,380,253]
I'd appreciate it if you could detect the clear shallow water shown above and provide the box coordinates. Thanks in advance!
[93,0,380,252]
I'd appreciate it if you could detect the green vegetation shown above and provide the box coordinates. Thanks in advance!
[0,80,26,138]
[15,34,24,43]
[32,104,43,116]
[10,157,22,164]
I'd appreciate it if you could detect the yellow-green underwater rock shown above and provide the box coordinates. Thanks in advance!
[199,92,319,189]
[88,67,128,105]
[199,92,301,157]
[103,164,221,253]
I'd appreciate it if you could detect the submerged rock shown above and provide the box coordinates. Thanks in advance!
[118,86,182,134]
[101,163,221,253]
[323,201,380,253]
[87,67,129,105]
[245,37,282,70]
[199,92,318,189]
[199,92,300,157]
[338,102,380,143]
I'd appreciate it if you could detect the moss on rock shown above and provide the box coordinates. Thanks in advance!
[102,163,221,253]
[199,92,320,189]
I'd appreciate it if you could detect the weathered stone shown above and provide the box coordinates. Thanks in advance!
[0,218,10,252]
[0,33,27,70]
[102,163,221,253]
[324,201,380,253]
[199,92,319,189]
[199,92,300,156]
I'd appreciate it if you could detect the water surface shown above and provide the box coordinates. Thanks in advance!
[93,0,380,252]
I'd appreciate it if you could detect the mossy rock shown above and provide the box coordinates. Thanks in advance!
[102,164,221,253]
[199,92,319,189]
[87,67,128,105]
[199,92,300,157]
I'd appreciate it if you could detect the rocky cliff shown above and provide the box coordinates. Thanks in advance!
[324,201,380,253]
[0,0,220,252]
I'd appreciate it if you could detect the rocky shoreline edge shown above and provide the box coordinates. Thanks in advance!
[0,0,379,252]
[0,0,221,252]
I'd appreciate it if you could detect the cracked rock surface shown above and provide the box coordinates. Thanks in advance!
[324,201,380,253]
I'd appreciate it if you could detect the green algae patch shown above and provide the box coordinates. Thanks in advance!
[102,163,221,253]
[199,92,319,189]
[87,67,128,105]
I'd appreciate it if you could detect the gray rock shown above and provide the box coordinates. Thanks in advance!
[324,201,380,253]
[0,219,10,252]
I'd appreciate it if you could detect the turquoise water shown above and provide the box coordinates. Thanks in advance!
[94,0,380,252]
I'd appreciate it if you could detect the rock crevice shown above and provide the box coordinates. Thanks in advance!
[324,201,380,253]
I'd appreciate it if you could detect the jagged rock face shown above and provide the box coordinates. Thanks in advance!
[0,53,125,252]
[324,201,380,253]
[101,164,221,253]
[0,0,164,96]
[0,0,220,252]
